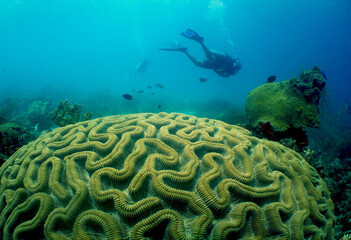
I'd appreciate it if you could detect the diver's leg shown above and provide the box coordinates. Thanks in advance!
[199,42,215,62]
[182,50,206,68]
[180,29,215,62]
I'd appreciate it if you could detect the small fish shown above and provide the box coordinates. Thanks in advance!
[34,123,39,132]
[158,104,161,109]
[266,75,276,83]
[137,90,144,93]
[155,83,164,89]
[321,70,327,80]
[122,94,133,100]
[348,103,351,113]
[146,85,152,89]
[152,92,155,95]
[199,77,207,83]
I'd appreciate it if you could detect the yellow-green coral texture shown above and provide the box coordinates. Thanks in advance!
[246,81,320,131]
[0,113,335,239]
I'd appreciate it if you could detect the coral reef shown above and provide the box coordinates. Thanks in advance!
[245,66,325,149]
[0,123,34,164]
[0,97,19,121]
[304,149,351,239]
[0,112,335,239]
[194,98,248,125]
[325,160,351,238]
[0,116,7,125]
[306,131,351,238]
[81,112,93,121]
[246,66,325,132]
[290,91,351,239]
[340,232,351,240]
[0,96,56,132]
[291,67,326,105]
[50,100,93,127]
[27,100,53,131]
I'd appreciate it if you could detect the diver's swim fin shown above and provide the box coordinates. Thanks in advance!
[159,47,187,52]
[180,29,204,42]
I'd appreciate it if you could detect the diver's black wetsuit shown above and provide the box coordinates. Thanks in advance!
[201,51,241,77]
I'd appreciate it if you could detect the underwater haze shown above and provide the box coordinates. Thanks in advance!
[0,0,351,114]
[2,1,351,238]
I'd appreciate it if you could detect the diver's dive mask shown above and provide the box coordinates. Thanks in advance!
[233,58,241,70]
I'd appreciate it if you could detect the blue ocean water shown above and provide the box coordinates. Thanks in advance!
[1,1,351,238]
[0,0,350,115]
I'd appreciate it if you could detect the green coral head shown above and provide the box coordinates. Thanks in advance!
[0,113,335,239]
[50,100,92,127]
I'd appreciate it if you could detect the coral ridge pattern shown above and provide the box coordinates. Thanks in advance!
[0,113,335,239]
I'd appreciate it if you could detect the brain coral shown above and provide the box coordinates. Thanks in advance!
[0,113,335,239]
[246,66,325,132]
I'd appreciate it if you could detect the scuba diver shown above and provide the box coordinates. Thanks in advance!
[160,29,241,77]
